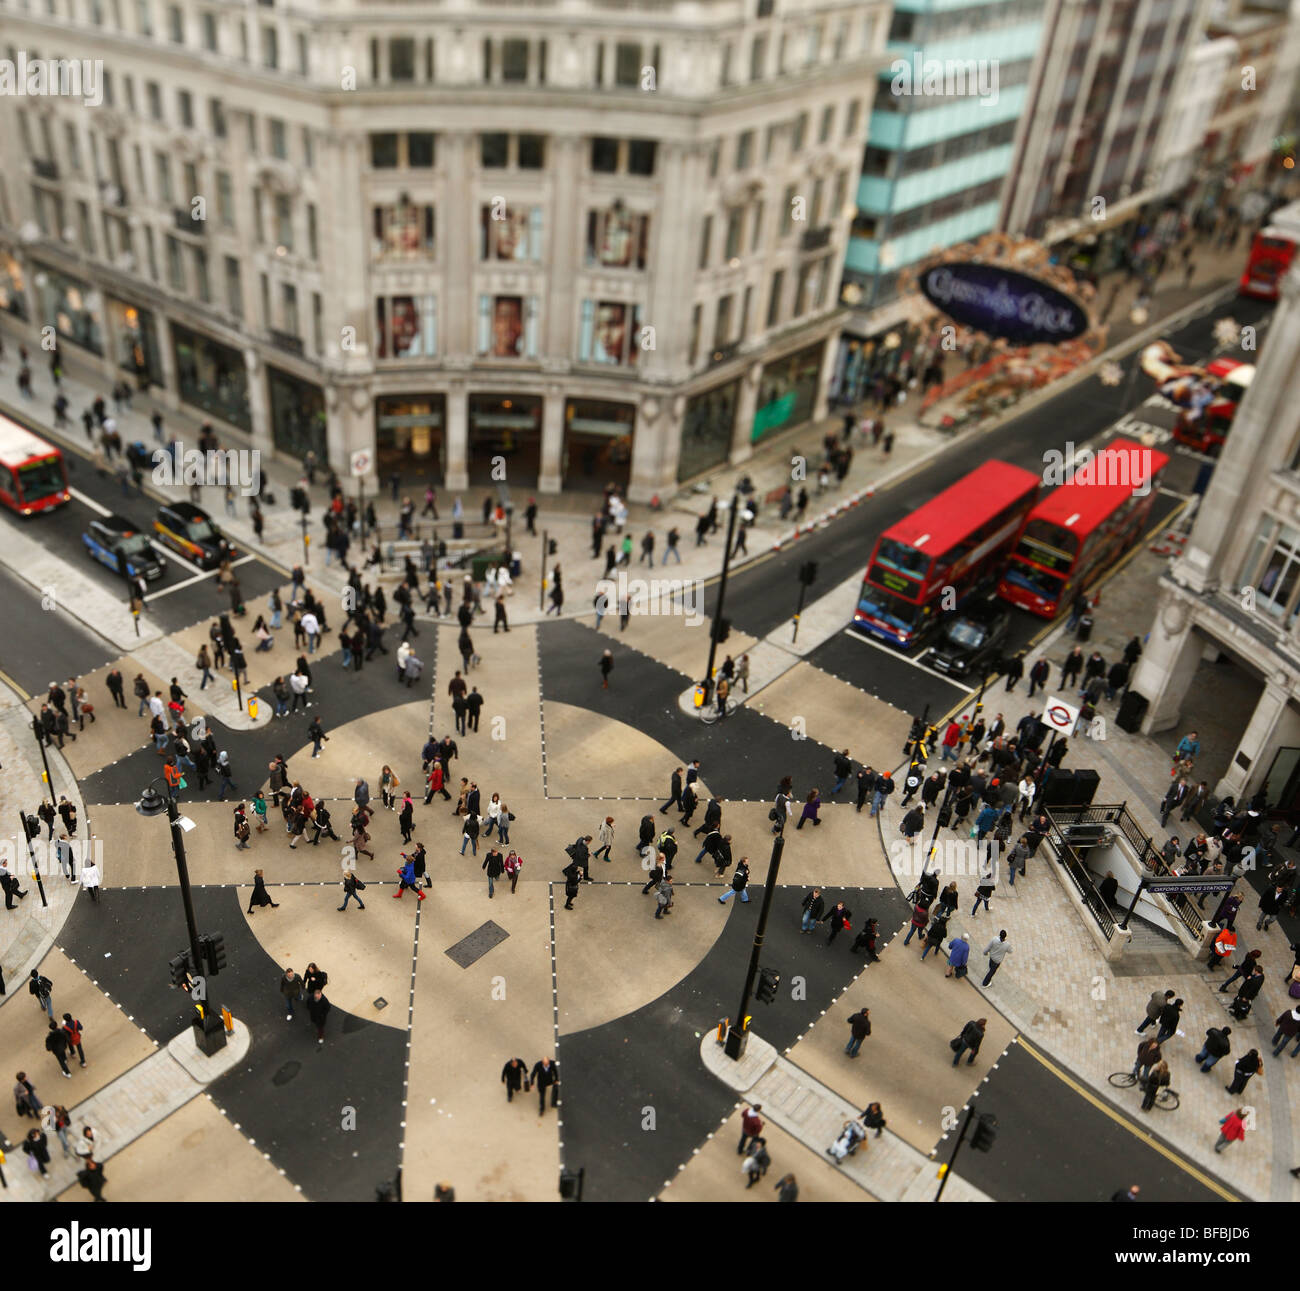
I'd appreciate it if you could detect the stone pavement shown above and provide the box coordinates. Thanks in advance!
[699,1031,990,1202]
[868,530,1300,1201]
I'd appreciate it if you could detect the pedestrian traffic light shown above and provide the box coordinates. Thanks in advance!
[290,486,308,513]
[799,561,818,586]
[201,933,227,976]
[970,1112,998,1153]
[548,539,558,555]
[715,617,731,643]
[168,951,192,986]
[755,966,780,1004]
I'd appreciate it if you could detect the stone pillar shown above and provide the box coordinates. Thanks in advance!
[244,347,273,458]
[811,327,840,423]
[1217,678,1291,801]
[627,394,671,503]
[1135,588,1204,734]
[729,361,761,465]
[442,133,473,359]
[547,140,581,361]
[539,385,564,494]
[97,298,122,388]
[1175,251,1300,594]
[154,313,179,411]
[445,381,468,490]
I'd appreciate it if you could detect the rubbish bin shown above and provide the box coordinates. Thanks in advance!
[452,521,464,540]
[1076,614,1093,642]
[1116,690,1148,733]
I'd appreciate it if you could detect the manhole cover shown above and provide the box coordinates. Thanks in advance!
[374,997,388,1010]
[445,920,509,968]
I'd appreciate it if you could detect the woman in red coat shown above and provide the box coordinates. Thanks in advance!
[425,760,444,805]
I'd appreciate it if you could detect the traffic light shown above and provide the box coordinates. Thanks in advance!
[290,486,308,513]
[201,933,228,976]
[168,951,192,987]
[799,560,818,586]
[755,966,780,1004]
[970,1112,998,1153]
[548,538,558,555]
[715,617,731,643]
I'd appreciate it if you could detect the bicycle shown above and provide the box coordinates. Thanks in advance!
[700,698,739,725]
[1107,1072,1180,1109]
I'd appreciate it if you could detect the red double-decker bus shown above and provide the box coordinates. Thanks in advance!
[0,415,70,515]
[997,438,1169,618]
[1239,201,1299,301]
[853,459,1041,649]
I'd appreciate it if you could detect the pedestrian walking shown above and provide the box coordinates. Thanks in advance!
[594,816,615,862]
[29,969,55,1020]
[338,870,367,911]
[795,789,822,830]
[45,1020,74,1078]
[1214,1108,1248,1153]
[23,1127,52,1177]
[1224,1048,1262,1095]
[1271,1007,1300,1058]
[307,989,332,1045]
[482,847,505,898]
[60,1014,87,1067]
[530,1057,559,1114]
[1154,996,1184,1045]
[718,858,750,904]
[1195,1025,1232,1071]
[800,887,824,932]
[1140,1060,1170,1112]
[951,1017,987,1066]
[246,869,279,913]
[844,1008,871,1058]
[946,933,970,979]
[823,901,851,945]
[982,931,1011,986]
[501,1057,529,1102]
[80,856,101,902]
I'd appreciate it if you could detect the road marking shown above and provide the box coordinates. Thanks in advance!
[143,553,254,601]
[839,628,964,686]
[0,665,31,700]
[69,486,110,516]
[1015,1036,1241,1201]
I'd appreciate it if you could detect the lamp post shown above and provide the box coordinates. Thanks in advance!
[135,780,204,982]
[724,834,784,1060]
[702,493,740,706]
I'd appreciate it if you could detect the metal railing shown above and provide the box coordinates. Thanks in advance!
[1044,831,1116,941]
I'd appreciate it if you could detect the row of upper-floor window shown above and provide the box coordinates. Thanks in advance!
[6,0,306,72]
[698,172,851,269]
[886,0,1044,44]
[849,176,1003,242]
[3,0,877,90]
[872,56,1032,113]
[862,119,1018,180]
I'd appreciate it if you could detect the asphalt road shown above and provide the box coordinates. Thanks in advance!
[0,564,117,693]
[952,1040,1241,1202]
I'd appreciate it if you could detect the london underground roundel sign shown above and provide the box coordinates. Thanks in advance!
[920,263,1090,345]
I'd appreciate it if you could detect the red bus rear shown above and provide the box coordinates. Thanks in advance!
[854,460,1041,648]
[997,438,1169,618]
[1240,217,1298,301]
[0,415,70,515]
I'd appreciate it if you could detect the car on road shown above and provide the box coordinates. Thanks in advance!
[927,601,1010,678]
[82,514,166,581]
[153,501,234,569]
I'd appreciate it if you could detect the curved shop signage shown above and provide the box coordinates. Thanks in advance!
[920,263,1089,345]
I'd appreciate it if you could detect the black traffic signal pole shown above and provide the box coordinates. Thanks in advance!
[702,493,740,706]
[935,1104,977,1201]
[792,578,810,644]
[725,834,785,1059]
[18,811,48,908]
[30,716,54,798]
[154,781,205,983]
[539,529,548,612]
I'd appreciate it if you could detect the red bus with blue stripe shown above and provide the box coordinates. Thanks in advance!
[853,460,1041,649]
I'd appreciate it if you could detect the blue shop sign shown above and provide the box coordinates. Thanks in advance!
[920,262,1089,345]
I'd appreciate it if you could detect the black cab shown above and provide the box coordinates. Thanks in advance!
[153,502,233,569]
[82,514,166,580]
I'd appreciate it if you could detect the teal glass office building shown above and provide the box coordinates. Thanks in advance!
[843,0,1045,311]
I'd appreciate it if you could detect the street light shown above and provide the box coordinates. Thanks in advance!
[136,780,225,1053]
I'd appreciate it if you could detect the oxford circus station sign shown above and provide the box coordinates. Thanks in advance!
[920,262,1089,345]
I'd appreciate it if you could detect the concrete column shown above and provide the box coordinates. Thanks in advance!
[539,385,564,494]
[1218,679,1291,801]
[729,361,761,465]
[627,394,671,503]
[811,327,840,423]
[445,381,468,490]
[443,133,473,359]
[244,347,272,458]
[1135,590,1204,734]
[154,313,179,410]
[547,140,581,361]
[1176,244,1300,594]
[97,298,122,388]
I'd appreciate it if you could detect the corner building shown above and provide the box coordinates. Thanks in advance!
[1133,208,1300,812]
[0,0,891,500]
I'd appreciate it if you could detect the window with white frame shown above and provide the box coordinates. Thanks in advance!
[477,294,537,358]
[1243,518,1300,626]
[578,299,642,366]
[585,207,648,269]
[376,294,438,358]
[480,203,542,261]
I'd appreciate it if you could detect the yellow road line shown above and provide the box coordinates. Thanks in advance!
[1015,1036,1241,1201]
[0,666,32,701]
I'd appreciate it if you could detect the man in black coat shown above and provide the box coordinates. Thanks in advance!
[660,767,683,815]
[530,1057,559,1114]
[679,784,698,827]
[501,1057,528,1102]
[565,836,592,883]
[694,798,722,839]
[308,989,331,1045]
[855,766,875,812]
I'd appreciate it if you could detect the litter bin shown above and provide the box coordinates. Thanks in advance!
[452,521,464,540]
[510,556,521,578]
[1076,614,1093,642]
